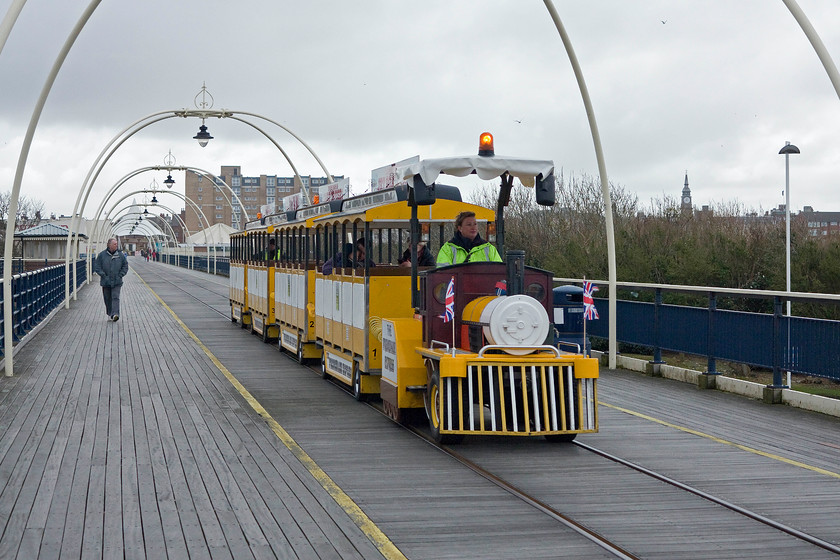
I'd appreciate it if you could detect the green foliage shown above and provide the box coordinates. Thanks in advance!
[470,173,840,316]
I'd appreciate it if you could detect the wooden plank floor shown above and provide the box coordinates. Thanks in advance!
[0,264,387,560]
[136,260,840,560]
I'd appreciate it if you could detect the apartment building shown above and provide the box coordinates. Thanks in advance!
[183,165,342,232]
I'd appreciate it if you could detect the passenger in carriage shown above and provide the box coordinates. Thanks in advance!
[398,242,435,267]
[252,238,280,261]
[436,211,502,265]
[321,237,375,275]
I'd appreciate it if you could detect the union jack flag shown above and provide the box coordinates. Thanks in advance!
[495,280,507,296]
[583,281,599,320]
[440,276,455,323]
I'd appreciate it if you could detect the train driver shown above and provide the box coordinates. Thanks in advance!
[322,237,375,274]
[436,211,502,265]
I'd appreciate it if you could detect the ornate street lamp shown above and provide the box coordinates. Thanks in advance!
[192,83,214,147]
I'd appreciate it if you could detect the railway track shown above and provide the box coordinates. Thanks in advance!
[143,262,840,558]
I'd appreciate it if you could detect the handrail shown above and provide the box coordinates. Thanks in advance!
[554,277,840,303]
[477,345,562,358]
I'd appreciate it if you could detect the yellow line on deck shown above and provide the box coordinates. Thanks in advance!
[136,273,406,560]
[600,401,840,480]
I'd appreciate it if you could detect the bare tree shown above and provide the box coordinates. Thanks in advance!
[0,191,46,256]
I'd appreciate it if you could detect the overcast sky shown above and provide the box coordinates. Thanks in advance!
[1,0,839,221]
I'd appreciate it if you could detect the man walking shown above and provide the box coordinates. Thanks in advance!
[93,237,129,321]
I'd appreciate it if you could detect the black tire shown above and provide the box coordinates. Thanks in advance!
[320,353,329,379]
[296,339,306,364]
[545,433,577,443]
[352,370,367,402]
[424,363,464,445]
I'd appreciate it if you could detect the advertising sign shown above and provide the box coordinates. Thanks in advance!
[318,177,350,202]
[370,155,419,192]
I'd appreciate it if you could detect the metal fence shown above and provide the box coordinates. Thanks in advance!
[0,259,87,355]
[573,281,840,385]
[160,253,230,277]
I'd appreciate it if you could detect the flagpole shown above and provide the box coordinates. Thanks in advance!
[452,276,456,356]
[582,276,588,356]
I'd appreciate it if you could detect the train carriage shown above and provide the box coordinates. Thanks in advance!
[311,186,494,400]
[229,202,340,351]
[273,201,342,361]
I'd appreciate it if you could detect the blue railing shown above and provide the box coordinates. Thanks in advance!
[162,254,230,277]
[582,287,840,385]
[0,260,87,355]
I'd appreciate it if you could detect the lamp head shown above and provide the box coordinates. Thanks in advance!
[779,142,800,155]
[193,124,213,147]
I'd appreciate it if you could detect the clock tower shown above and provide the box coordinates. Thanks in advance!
[681,172,692,215]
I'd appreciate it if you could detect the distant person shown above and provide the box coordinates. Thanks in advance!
[93,237,129,322]
[436,211,502,265]
[322,237,375,274]
[398,242,435,267]
[253,238,280,261]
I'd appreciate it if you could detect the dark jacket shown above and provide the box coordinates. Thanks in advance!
[398,246,435,267]
[322,243,375,275]
[93,249,129,287]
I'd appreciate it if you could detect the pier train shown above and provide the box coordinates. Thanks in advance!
[229,134,599,443]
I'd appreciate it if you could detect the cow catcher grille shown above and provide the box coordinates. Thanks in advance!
[437,363,597,436]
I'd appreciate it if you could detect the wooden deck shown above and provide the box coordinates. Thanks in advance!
[3,258,840,559]
[0,263,387,560]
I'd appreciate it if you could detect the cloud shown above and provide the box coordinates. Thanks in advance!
[1,0,839,218]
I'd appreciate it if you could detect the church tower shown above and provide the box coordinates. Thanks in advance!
[681,172,692,215]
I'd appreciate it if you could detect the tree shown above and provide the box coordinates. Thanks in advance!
[0,191,46,256]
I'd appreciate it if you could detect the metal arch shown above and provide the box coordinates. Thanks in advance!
[74,165,244,300]
[0,1,27,56]
[64,112,312,305]
[2,0,102,376]
[93,189,216,281]
[94,189,213,255]
[543,1,617,369]
[89,201,191,275]
[783,0,840,100]
[109,207,180,249]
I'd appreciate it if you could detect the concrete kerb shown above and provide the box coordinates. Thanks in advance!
[592,350,840,419]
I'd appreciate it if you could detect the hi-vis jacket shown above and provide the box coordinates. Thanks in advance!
[436,241,502,266]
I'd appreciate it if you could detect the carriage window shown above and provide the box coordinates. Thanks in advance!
[526,282,546,302]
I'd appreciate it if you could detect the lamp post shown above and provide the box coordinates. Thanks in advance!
[779,141,799,388]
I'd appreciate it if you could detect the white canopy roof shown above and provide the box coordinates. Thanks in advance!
[399,155,554,188]
[185,222,236,245]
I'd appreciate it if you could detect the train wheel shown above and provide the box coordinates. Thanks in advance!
[424,366,464,445]
[544,433,577,443]
[296,340,306,364]
[320,353,329,379]
[352,371,367,402]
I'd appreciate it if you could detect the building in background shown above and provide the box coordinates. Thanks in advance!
[183,166,342,232]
